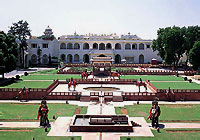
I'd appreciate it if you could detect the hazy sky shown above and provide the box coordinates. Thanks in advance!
[0,0,200,39]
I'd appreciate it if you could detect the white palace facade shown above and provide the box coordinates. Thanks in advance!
[26,26,162,66]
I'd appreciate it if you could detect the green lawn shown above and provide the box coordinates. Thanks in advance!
[115,104,200,121]
[121,129,200,140]
[21,74,81,80]
[0,128,81,140]
[69,67,93,72]
[121,75,184,81]
[0,103,87,120]
[30,69,58,74]
[0,81,52,88]
[152,82,200,89]
[111,67,136,71]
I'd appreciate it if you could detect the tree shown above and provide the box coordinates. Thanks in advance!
[48,54,52,65]
[0,31,18,78]
[152,26,185,66]
[37,47,42,65]
[189,41,200,70]
[8,20,31,67]
[184,26,200,62]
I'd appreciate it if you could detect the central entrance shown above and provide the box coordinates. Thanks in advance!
[98,54,106,57]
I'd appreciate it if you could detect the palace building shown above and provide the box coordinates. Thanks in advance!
[26,26,162,66]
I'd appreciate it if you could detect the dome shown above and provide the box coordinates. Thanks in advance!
[44,26,53,35]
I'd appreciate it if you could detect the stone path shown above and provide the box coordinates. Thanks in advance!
[4,68,55,78]
[160,123,200,129]
[0,122,40,128]
[51,84,152,97]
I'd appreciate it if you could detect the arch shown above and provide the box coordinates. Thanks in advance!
[67,43,73,49]
[74,54,79,62]
[83,54,89,63]
[60,43,66,49]
[132,43,137,49]
[60,54,66,62]
[74,43,80,49]
[99,43,105,50]
[106,43,112,50]
[115,54,121,64]
[139,43,144,50]
[139,54,144,64]
[83,43,89,49]
[31,54,37,64]
[98,54,106,57]
[42,54,48,64]
[67,54,73,63]
[115,43,121,50]
[125,43,131,50]
[93,43,98,49]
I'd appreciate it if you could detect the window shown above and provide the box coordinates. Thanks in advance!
[99,43,105,50]
[74,43,80,49]
[147,44,150,48]
[67,43,73,49]
[115,43,121,50]
[139,43,144,50]
[106,43,112,49]
[132,44,137,49]
[83,43,89,49]
[60,43,66,49]
[42,43,48,48]
[93,43,98,49]
[125,43,131,50]
[31,44,37,48]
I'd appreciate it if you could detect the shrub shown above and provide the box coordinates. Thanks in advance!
[24,72,28,76]
[184,77,187,81]
[11,77,15,81]
[16,75,20,80]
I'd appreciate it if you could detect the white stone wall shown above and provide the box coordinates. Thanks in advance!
[27,37,162,65]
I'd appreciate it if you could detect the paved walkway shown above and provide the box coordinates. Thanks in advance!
[0,122,40,128]
[51,83,152,97]
[4,67,55,78]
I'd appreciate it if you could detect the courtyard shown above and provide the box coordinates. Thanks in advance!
[0,66,200,140]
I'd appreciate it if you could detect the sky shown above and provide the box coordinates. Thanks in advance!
[0,0,200,39]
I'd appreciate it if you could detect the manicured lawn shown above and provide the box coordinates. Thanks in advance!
[111,67,136,71]
[121,75,184,81]
[0,81,52,88]
[115,104,200,121]
[152,82,200,89]
[0,128,81,140]
[69,67,93,72]
[121,129,200,140]
[0,103,87,120]
[30,69,58,74]
[21,74,81,80]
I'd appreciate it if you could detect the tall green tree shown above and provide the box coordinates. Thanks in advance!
[8,20,31,67]
[152,26,185,66]
[0,31,18,78]
[189,41,200,70]
[184,26,200,62]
